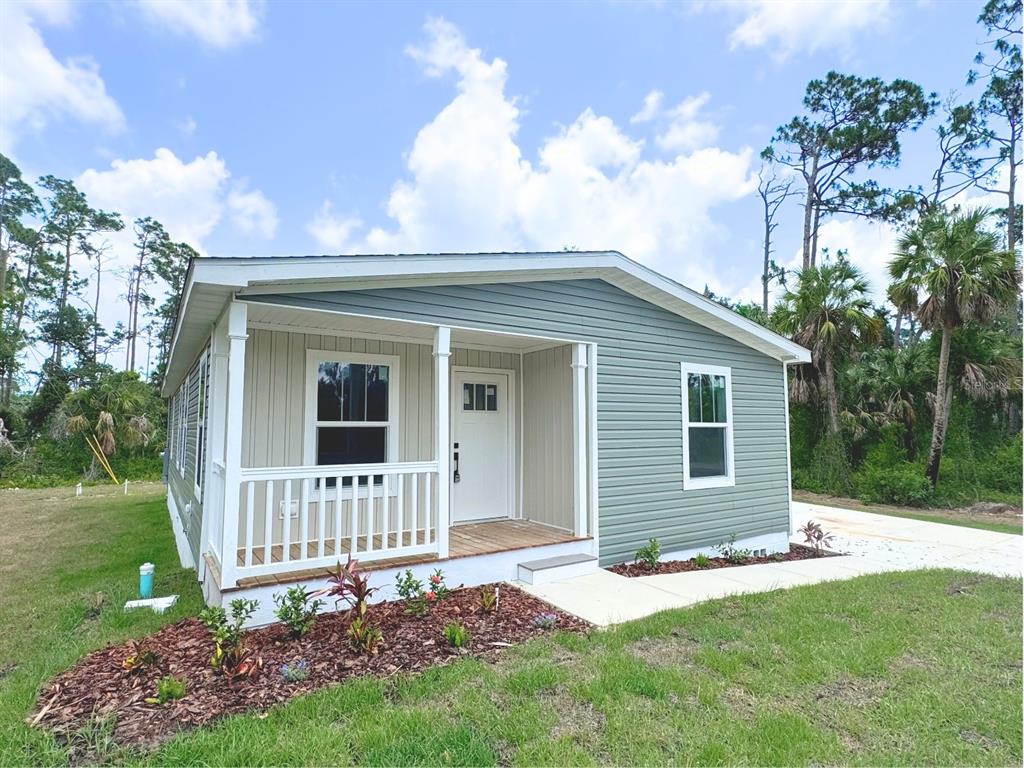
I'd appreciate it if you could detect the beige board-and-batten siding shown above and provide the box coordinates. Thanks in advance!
[244,278,791,566]
[238,329,575,550]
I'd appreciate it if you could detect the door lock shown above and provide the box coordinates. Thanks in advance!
[453,442,461,483]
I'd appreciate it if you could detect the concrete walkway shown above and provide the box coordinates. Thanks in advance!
[520,501,1022,627]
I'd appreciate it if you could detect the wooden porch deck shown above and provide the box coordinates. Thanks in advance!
[223,519,583,590]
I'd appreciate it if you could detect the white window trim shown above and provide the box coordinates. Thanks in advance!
[680,361,735,490]
[303,349,401,497]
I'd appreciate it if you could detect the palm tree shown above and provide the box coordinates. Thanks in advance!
[845,345,930,455]
[889,208,1020,486]
[775,256,882,434]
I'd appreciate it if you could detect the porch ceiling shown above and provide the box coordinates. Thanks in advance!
[244,301,571,353]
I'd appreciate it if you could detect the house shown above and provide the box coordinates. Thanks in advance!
[162,251,810,624]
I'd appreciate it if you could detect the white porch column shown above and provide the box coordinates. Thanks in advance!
[219,300,248,588]
[433,326,452,558]
[586,343,599,547]
[571,343,588,537]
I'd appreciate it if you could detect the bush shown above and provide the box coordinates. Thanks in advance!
[146,675,186,705]
[634,538,660,570]
[692,553,711,569]
[857,463,933,506]
[792,431,854,496]
[273,585,323,639]
[442,622,470,648]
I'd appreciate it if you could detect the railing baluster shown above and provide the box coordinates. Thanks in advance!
[412,473,419,547]
[365,476,374,554]
[397,473,405,547]
[282,479,291,564]
[425,471,432,545]
[334,475,343,559]
[349,475,358,556]
[317,474,326,558]
[244,481,255,567]
[299,477,309,561]
[263,479,273,565]
[382,473,390,552]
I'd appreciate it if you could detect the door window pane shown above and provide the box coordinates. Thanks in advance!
[485,384,498,411]
[688,427,727,478]
[475,384,485,410]
[463,382,474,410]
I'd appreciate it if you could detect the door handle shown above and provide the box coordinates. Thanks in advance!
[453,442,461,483]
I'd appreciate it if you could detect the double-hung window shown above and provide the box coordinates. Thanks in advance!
[305,350,399,487]
[193,350,210,499]
[681,362,734,489]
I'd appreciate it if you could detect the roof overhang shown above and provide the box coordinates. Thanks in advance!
[161,251,810,396]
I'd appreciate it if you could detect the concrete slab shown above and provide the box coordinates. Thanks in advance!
[518,569,685,626]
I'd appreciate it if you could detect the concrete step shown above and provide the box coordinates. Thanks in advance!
[517,553,599,585]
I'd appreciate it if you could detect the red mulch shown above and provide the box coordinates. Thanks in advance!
[607,543,837,578]
[30,584,589,751]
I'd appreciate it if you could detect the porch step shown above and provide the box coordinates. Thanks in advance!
[517,553,598,585]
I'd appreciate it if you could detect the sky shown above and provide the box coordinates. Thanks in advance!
[0,0,1005,375]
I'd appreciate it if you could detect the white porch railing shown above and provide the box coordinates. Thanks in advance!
[230,461,439,581]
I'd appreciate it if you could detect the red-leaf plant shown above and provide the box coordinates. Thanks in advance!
[798,520,836,557]
[317,556,378,619]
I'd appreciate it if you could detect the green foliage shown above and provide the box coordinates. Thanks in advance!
[714,534,752,564]
[442,622,471,648]
[792,431,854,497]
[634,538,661,570]
[279,660,309,683]
[199,599,259,675]
[480,585,498,614]
[692,553,711,569]
[858,463,934,506]
[348,616,383,655]
[146,675,187,705]
[273,586,323,639]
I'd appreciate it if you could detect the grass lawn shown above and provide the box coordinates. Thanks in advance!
[1,486,1021,766]
[793,489,1023,535]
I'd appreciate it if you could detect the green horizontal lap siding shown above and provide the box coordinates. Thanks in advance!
[247,279,789,565]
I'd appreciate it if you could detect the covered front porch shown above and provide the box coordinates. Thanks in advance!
[200,299,598,592]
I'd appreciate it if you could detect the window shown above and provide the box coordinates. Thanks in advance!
[176,384,187,474]
[680,362,734,489]
[194,350,210,498]
[305,351,399,487]
[462,382,498,411]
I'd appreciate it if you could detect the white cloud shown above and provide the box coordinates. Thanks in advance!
[655,92,719,153]
[630,90,664,124]
[307,201,363,252]
[0,0,124,151]
[697,0,892,60]
[134,0,264,48]
[319,18,757,294]
[179,115,197,136]
[228,182,278,239]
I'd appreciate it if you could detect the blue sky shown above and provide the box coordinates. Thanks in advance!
[1,0,1002,368]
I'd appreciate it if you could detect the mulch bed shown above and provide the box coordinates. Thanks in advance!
[30,584,589,751]
[607,543,838,578]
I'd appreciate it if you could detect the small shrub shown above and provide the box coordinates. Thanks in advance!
[395,569,429,617]
[122,640,159,673]
[199,598,260,676]
[480,584,499,614]
[320,556,378,619]
[715,533,751,564]
[634,538,661,570]
[280,660,309,683]
[532,612,558,630]
[348,616,383,655]
[145,675,186,705]
[692,553,711,569]
[442,622,470,648]
[426,568,451,601]
[273,585,323,638]
[798,520,835,556]
[856,463,932,506]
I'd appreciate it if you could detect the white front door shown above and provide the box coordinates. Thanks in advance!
[451,370,512,523]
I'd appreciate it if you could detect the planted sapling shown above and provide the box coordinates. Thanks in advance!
[715,533,752,564]
[348,616,383,655]
[798,520,835,556]
[692,553,711,569]
[199,598,261,678]
[273,585,324,638]
[280,660,309,683]
[145,675,186,705]
[532,612,558,630]
[480,585,499,614]
[635,538,661,570]
[442,622,470,648]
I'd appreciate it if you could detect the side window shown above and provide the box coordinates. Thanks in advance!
[681,363,734,489]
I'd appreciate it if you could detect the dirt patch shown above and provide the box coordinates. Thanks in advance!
[627,635,701,669]
[947,577,982,596]
[30,584,590,751]
[959,728,1002,751]
[546,690,606,742]
[609,544,834,578]
[815,676,890,708]
[793,490,1023,532]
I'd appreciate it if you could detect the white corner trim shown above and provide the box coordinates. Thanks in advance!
[680,361,735,491]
